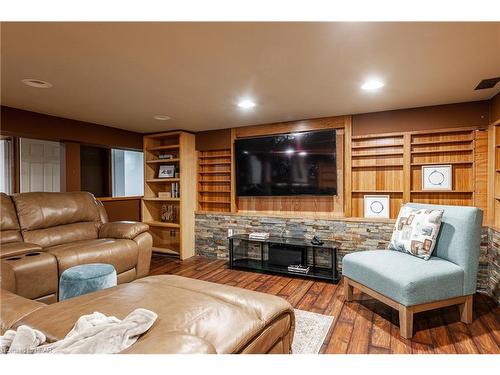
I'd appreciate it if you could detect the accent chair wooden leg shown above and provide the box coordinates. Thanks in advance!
[459,295,473,324]
[344,277,353,301]
[398,306,414,339]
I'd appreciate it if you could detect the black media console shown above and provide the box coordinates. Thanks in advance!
[228,234,340,283]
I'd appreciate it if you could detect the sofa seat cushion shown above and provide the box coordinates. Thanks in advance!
[47,238,138,275]
[0,242,43,258]
[342,250,464,306]
[12,275,294,354]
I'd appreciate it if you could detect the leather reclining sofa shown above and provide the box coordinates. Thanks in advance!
[0,191,152,303]
[0,191,295,353]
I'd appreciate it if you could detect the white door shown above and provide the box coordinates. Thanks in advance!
[20,138,62,193]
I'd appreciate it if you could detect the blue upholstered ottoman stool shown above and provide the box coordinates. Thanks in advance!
[59,263,117,301]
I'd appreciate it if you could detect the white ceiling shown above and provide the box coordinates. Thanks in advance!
[1,22,499,133]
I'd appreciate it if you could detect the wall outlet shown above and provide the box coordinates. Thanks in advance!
[227,228,234,237]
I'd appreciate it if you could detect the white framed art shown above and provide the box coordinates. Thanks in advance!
[364,195,390,219]
[422,165,452,191]
[158,165,175,178]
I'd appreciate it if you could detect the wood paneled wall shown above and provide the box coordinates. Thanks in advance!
[233,116,350,217]
[348,126,487,220]
[196,116,490,222]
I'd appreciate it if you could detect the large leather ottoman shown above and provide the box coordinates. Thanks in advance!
[1,275,295,354]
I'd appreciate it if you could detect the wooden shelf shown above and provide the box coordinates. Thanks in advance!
[411,190,473,193]
[146,178,180,183]
[352,151,404,157]
[411,139,473,146]
[352,133,404,140]
[352,164,403,168]
[199,161,231,165]
[144,221,180,228]
[152,246,180,256]
[145,131,182,139]
[411,148,473,154]
[142,197,180,202]
[146,144,179,151]
[199,190,231,193]
[352,190,403,193]
[198,200,231,204]
[199,154,231,159]
[146,159,179,164]
[198,171,230,174]
[351,143,403,149]
[199,179,231,183]
[411,161,473,166]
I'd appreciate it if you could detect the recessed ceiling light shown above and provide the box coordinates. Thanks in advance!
[237,99,256,109]
[361,79,384,91]
[21,79,53,88]
[153,115,171,121]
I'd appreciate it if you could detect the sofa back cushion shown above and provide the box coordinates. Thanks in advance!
[12,192,102,248]
[405,203,483,295]
[0,193,22,244]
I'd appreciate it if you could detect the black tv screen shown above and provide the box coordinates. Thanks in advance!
[235,130,337,196]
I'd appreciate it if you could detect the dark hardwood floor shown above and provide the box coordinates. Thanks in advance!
[150,254,500,354]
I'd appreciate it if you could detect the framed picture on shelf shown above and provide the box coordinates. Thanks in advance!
[158,165,175,178]
[364,195,390,219]
[422,165,452,191]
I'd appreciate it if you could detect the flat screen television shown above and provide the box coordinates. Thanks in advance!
[235,129,337,196]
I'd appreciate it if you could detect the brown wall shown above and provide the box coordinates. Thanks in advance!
[0,106,143,193]
[99,199,141,222]
[352,100,490,136]
[65,142,81,192]
[0,106,143,149]
[490,92,500,124]
[194,101,492,142]
[195,129,231,151]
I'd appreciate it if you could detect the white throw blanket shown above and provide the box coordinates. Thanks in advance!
[0,308,157,354]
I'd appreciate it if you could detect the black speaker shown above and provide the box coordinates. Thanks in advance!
[268,244,305,267]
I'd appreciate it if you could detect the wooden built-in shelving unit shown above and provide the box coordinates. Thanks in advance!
[197,149,232,212]
[349,126,487,219]
[142,131,196,259]
[350,132,405,219]
[192,115,488,224]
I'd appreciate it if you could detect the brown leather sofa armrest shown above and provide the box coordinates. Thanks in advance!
[99,221,149,240]
[0,242,43,259]
[0,289,46,334]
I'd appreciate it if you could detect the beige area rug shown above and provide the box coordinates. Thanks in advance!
[292,309,334,354]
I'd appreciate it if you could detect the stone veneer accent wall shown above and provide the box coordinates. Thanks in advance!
[487,228,500,303]
[195,213,495,302]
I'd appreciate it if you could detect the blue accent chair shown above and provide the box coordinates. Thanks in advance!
[59,263,117,301]
[342,203,483,338]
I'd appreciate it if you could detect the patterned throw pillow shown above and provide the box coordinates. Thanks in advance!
[388,206,444,260]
